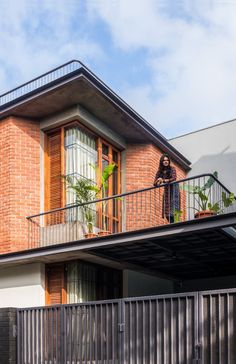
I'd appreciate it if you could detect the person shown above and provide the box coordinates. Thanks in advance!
[154,154,180,223]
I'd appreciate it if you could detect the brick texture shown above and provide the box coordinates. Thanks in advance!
[0,116,40,253]
[0,117,186,254]
[125,143,186,230]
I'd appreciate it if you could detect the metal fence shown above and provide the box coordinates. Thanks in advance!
[27,173,236,249]
[17,289,236,364]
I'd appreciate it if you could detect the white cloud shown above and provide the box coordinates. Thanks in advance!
[0,0,104,93]
[87,0,236,137]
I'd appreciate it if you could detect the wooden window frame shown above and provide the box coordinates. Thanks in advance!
[44,120,121,232]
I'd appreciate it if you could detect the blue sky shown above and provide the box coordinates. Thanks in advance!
[1,0,236,138]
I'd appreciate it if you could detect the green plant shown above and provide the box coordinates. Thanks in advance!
[173,209,183,223]
[63,163,117,233]
[90,163,117,231]
[63,176,96,234]
[182,172,235,214]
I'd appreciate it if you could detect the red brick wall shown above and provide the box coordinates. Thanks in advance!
[0,117,40,253]
[125,143,186,230]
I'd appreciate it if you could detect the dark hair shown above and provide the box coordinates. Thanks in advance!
[158,154,172,177]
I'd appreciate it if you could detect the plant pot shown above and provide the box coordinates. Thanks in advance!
[98,230,111,236]
[194,210,216,219]
[84,232,98,239]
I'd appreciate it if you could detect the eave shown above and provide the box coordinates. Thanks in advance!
[0,61,190,170]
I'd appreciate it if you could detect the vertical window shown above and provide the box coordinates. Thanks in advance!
[45,123,121,232]
[98,141,120,232]
[65,126,97,205]
[67,261,122,304]
[67,262,97,303]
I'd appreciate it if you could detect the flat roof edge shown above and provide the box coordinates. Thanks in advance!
[0,60,191,169]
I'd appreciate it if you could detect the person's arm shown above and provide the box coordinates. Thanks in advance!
[154,170,163,186]
[163,167,177,183]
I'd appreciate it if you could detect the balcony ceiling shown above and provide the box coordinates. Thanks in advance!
[1,212,236,281]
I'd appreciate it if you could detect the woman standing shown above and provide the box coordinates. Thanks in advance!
[154,154,180,223]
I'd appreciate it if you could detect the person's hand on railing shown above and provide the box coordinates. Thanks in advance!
[154,177,163,186]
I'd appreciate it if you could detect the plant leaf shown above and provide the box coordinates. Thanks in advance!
[208,202,220,213]
[202,171,218,190]
[222,191,235,207]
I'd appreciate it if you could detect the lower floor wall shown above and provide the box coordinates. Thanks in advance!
[1,261,236,308]
[0,263,45,308]
[175,274,236,292]
[0,262,174,308]
[123,269,174,297]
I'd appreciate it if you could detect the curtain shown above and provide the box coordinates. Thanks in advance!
[65,126,97,205]
[67,262,97,303]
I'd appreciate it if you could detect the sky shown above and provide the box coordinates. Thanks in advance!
[1,0,236,138]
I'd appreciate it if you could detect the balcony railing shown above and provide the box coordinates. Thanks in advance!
[27,174,236,249]
[0,60,83,107]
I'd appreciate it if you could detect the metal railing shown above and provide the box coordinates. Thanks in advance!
[0,60,83,107]
[27,174,236,249]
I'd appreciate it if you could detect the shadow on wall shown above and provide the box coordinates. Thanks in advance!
[188,149,236,194]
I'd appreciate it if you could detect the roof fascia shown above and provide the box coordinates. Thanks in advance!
[0,66,191,169]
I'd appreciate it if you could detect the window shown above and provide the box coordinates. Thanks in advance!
[65,126,97,206]
[67,261,122,303]
[45,261,122,305]
[45,122,121,232]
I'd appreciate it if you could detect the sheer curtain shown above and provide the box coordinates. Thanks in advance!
[67,262,97,303]
[65,126,97,205]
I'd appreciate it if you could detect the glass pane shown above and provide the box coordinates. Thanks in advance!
[102,143,109,156]
[65,126,97,205]
[102,159,109,198]
[112,150,118,163]
[113,220,119,233]
[67,262,97,303]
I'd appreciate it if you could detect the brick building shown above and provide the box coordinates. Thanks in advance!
[0,61,190,307]
[1,61,236,362]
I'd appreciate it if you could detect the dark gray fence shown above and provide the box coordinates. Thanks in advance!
[0,308,17,364]
[17,300,121,364]
[199,289,236,364]
[124,293,198,364]
[17,289,236,364]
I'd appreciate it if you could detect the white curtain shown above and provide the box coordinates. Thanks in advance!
[65,127,97,205]
[67,262,97,303]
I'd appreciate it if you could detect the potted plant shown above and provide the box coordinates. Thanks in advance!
[64,176,97,238]
[63,163,117,237]
[182,172,235,218]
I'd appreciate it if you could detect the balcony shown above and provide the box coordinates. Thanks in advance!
[27,174,236,250]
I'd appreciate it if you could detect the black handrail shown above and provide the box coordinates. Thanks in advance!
[0,60,81,98]
[26,173,233,220]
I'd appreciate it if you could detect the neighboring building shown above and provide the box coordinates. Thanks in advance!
[170,119,236,193]
[1,61,236,363]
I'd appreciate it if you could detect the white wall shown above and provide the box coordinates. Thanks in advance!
[170,119,236,193]
[0,263,45,308]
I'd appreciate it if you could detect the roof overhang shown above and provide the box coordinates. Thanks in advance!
[0,63,190,170]
[1,213,236,281]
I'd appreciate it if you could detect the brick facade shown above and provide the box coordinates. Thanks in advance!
[0,117,40,253]
[125,143,186,230]
[0,116,186,254]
